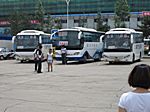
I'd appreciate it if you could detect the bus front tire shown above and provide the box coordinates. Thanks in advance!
[83,55,87,63]
[0,56,4,60]
[109,61,113,64]
[94,53,101,61]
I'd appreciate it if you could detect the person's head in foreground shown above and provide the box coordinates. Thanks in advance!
[128,64,150,89]
[118,64,150,112]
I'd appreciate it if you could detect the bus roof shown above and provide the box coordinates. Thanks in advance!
[57,27,104,33]
[144,38,150,41]
[73,27,97,32]
[106,28,142,34]
[17,30,51,36]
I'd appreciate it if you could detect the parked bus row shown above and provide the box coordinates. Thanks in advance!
[12,28,144,64]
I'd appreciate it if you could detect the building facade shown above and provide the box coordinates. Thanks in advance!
[0,0,150,35]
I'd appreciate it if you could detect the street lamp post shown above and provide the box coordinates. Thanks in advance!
[66,0,70,28]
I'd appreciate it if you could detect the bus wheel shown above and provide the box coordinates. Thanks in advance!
[20,60,24,63]
[0,56,4,60]
[94,53,101,61]
[109,61,113,64]
[83,54,88,63]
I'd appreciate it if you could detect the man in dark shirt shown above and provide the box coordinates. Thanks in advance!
[35,45,43,73]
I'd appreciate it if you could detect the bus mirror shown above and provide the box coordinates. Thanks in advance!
[78,32,82,39]
[12,36,16,40]
[50,34,53,39]
[51,32,58,39]
[100,35,104,42]
[131,36,133,43]
[50,32,55,39]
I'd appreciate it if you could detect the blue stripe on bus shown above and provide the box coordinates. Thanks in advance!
[93,51,103,59]
[55,57,83,61]
[0,35,12,40]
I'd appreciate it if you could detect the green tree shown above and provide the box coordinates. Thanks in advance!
[43,15,54,33]
[78,17,85,27]
[34,0,45,30]
[78,8,87,27]
[96,11,110,32]
[114,0,129,28]
[139,16,150,38]
[43,16,62,33]
[9,11,32,35]
[54,18,62,29]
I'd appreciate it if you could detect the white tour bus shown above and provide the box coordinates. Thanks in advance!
[51,27,105,63]
[102,28,144,63]
[13,30,52,62]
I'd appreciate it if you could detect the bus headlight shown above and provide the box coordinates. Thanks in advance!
[103,54,109,58]
[124,55,130,58]
[74,52,80,55]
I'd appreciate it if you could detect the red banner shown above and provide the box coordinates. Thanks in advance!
[0,21,10,25]
[142,11,150,16]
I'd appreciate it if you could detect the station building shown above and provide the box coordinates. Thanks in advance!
[0,0,150,35]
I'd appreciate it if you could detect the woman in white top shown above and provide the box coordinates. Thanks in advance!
[118,64,150,112]
[47,48,53,72]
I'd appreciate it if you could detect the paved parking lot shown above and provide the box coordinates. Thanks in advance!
[0,58,150,112]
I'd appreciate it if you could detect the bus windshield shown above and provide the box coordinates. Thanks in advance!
[52,31,80,48]
[15,35,39,49]
[104,34,131,50]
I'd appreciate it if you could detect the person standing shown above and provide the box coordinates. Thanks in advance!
[61,45,67,64]
[33,45,39,71]
[47,48,53,72]
[118,64,150,112]
[36,45,44,73]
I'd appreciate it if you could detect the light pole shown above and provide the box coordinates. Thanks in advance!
[66,0,70,28]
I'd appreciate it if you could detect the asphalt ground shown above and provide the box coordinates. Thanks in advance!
[0,57,150,112]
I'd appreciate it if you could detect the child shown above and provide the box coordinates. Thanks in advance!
[47,48,53,72]
[118,64,150,112]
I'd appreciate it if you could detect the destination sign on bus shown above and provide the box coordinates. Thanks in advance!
[59,41,68,46]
